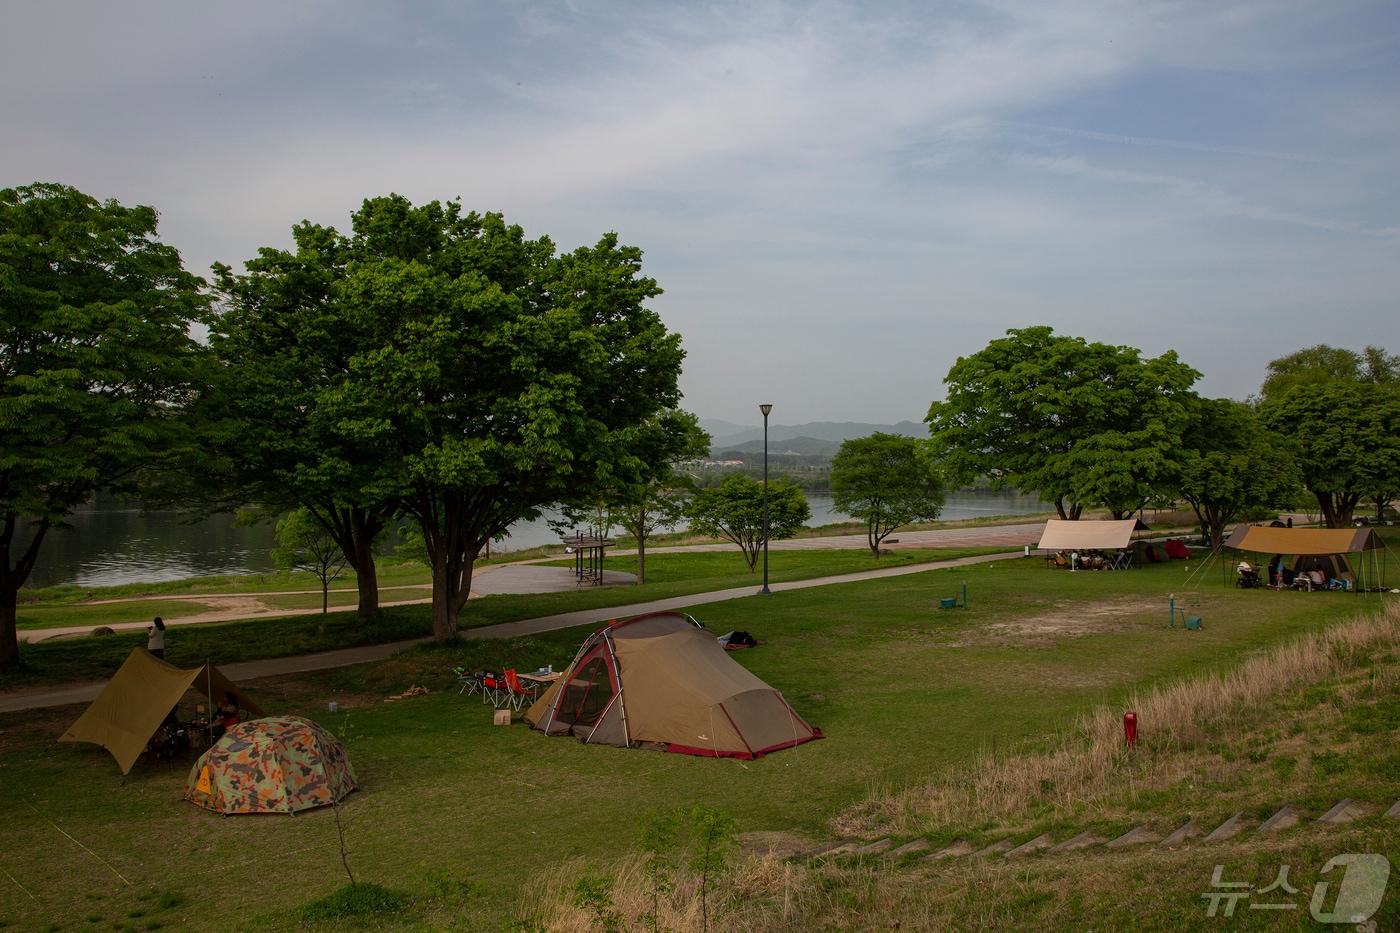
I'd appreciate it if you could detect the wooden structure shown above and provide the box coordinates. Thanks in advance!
[561,533,614,586]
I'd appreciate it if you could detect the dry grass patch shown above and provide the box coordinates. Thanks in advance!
[837,600,1400,838]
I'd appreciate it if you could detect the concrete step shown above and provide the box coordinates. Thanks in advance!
[890,838,931,857]
[925,840,976,861]
[1160,819,1201,848]
[1106,826,1160,850]
[854,838,892,855]
[1203,811,1253,843]
[1387,799,1400,819]
[809,841,857,859]
[1315,799,1373,825]
[1005,833,1055,859]
[971,838,1014,858]
[1049,831,1105,854]
[1258,805,1300,833]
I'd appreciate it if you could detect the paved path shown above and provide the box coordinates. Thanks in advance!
[18,523,1042,644]
[0,550,1018,713]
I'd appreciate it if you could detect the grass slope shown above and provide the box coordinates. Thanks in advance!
[0,558,1390,930]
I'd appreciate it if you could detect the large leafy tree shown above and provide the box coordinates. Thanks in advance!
[1177,398,1300,548]
[1259,344,1399,521]
[830,432,943,557]
[0,183,208,669]
[230,196,686,641]
[687,474,810,572]
[926,327,1199,519]
[1259,381,1400,528]
[209,223,400,620]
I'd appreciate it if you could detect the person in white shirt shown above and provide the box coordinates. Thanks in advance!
[147,616,166,658]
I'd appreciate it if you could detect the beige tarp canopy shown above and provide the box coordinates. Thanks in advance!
[59,648,262,774]
[1224,525,1379,556]
[1036,519,1137,551]
[525,611,821,759]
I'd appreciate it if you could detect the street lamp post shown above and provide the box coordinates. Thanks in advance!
[759,403,773,596]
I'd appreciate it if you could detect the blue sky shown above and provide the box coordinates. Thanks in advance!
[3,0,1397,425]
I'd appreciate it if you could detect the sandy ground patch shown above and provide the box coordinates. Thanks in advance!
[941,596,1219,647]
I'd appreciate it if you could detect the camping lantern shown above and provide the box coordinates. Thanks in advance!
[1123,711,1138,747]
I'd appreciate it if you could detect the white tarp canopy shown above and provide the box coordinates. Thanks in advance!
[1037,519,1137,551]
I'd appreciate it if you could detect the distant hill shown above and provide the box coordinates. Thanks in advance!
[715,435,844,457]
[703,419,926,451]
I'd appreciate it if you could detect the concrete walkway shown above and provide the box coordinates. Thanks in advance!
[0,550,1018,713]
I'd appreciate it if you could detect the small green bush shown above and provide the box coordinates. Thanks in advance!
[301,882,410,922]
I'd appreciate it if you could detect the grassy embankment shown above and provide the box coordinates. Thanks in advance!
[2,547,1006,688]
[0,555,1391,930]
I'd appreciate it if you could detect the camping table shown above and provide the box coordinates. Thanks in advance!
[517,671,563,686]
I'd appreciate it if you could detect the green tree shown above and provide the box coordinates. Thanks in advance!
[209,224,399,621]
[1176,399,1300,548]
[686,474,809,572]
[926,326,1199,519]
[1259,343,1399,403]
[1259,343,1399,521]
[0,183,208,670]
[606,410,709,584]
[272,508,350,614]
[1259,382,1400,528]
[830,432,943,557]
[224,196,686,641]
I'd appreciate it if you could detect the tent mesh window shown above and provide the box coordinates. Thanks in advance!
[556,656,614,727]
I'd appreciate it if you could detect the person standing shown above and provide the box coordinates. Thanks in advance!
[147,616,166,659]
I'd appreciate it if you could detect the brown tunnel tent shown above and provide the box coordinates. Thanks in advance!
[59,648,263,774]
[1223,525,1388,592]
[524,611,822,759]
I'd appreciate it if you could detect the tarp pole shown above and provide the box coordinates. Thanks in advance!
[206,661,213,747]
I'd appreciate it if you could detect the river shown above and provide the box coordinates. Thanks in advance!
[23,490,1051,589]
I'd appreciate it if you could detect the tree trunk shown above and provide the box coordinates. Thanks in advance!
[1054,496,1069,520]
[0,516,46,673]
[349,510,381,619]
[322,580,329,615]
[0,585,18,672]
[636,534,646,585]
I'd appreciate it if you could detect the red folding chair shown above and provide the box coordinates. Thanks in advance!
[502,669,539,711]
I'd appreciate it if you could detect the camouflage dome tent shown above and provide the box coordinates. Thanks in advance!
[524,611,822,759]
[185,716,356,814]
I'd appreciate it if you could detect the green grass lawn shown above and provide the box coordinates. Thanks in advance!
[0,556,1390,930]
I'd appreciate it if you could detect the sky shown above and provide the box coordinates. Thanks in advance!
[3,0,1397,426]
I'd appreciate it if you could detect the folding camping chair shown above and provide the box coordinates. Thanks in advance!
[501,669,539,711]
[478,671,509,706]
[454,666,483,696]
[1108,550,1132,571]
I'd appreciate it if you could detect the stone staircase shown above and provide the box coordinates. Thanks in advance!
[804,797,1400,864]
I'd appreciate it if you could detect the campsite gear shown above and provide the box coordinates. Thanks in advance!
[1224,525,1386,593]
[524,611,822,759]
[1163,539,1191,560]
[184,716,355,815]
[1037,519,1137,554]
[717,630,758,649]
[937,582,969,610]
[1123,711,1137,747]
[502,670,539,710]
[1167,596,1202,629]
[493,709,512,726]
[59,649,262,775]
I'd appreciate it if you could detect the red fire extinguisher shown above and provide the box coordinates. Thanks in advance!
[1124,711,1138,747]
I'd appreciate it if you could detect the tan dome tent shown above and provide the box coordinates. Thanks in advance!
[524,611,822,759]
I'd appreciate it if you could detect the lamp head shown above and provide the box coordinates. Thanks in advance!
[759,403,773,417]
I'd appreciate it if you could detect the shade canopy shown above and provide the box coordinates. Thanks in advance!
[1224,525,1379,556]
[1036,519,1137,551]
[59,648,262,774]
